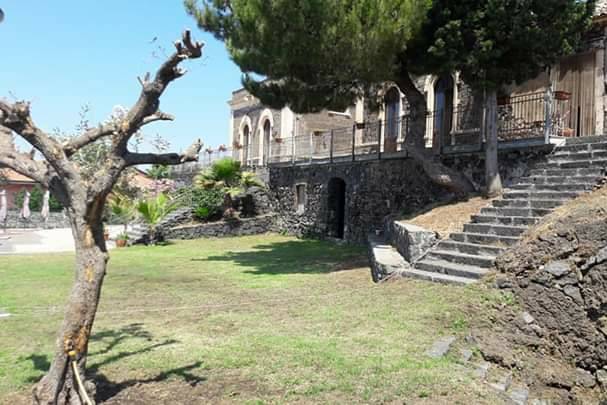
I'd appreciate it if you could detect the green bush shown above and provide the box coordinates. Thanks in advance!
[192,188,224,221]
[14,185,62,212]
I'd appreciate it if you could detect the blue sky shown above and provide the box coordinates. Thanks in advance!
[0,1,243,153]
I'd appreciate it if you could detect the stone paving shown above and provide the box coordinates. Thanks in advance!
[0,226,123,255]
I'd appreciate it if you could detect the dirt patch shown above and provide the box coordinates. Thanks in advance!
[98,373,268,404]
[402,195,493,238]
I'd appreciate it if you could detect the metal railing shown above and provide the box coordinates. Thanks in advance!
[225,89,570,167]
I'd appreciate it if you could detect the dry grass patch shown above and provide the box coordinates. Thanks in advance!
[403,195,494,238]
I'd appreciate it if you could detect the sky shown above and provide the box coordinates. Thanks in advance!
[0,1,243,153]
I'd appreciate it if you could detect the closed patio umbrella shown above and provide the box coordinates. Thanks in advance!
[41,189,50,223]
[0,189,7,233]
[21,190,31,220]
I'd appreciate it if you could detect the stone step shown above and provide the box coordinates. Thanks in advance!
[401,267,478,285]
[450,232,520,246]
[471,214,541,227]
[535,159,607,170]
[427,249,496,268]
[518,175,602,185]
[437,240,505,256]
[415,258,488,280]
[553,150,607,159]
[480,206,552,217]
[463,223,527,237]
[368,235,409,283]
[564,135,607,145]
[510,183,593,192]
[503,190,580,200]
[529,167,604,177]
[550,151,592,161]
[492,198,566,209]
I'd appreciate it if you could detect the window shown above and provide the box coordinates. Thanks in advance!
[295,184,306,214]
[384,87,401,140]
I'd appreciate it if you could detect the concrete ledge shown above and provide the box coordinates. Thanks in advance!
[368,234,410,283]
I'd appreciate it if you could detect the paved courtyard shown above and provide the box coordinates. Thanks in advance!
[0,226,124,255]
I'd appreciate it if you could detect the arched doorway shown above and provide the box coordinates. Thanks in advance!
[263,120,271,165]
[384,87,400,152]
[327,178,346,239]
[433,76,454,150]
[242,125,250,165]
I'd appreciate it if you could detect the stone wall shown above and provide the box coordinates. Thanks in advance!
[268,144,553,243]
[165,214,276,240]
[441,144,553,190]
[2,210,70,229]
[268,158,450,243]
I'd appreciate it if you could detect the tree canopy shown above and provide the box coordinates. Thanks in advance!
[409,0,595,91]
[186,0,432,113]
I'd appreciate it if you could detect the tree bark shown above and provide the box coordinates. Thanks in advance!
[33,213,109,405]
[484,89,503,197]
[396,73,475,194]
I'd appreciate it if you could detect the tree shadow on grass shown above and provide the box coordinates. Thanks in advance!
[23,323,206,402]
[94,361,205,403]
[197,239,368,276]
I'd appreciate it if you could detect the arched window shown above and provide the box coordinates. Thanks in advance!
[242,125,250,164]
[263,120,271,165]
[384,87,401,141]
[433,76,454,141]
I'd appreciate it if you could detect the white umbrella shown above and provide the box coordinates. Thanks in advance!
[41,190,50,223]
[21,190,31,220]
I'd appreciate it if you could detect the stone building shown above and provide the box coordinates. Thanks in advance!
[223,3,607,242]
[228,2,607,168]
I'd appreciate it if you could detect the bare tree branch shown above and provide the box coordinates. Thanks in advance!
[124,138,202,166]
[113,30,204,152]
[63,124,116,156]
[0,130,49,185]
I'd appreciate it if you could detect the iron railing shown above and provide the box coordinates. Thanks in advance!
[200,89,570,168]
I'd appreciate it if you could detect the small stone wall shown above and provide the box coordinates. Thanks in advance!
[2,210,70,229]
[441,144,553,190]
[165,214,276,240]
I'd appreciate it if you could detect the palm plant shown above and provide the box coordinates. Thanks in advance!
[136,193,178,243]
[195,158,241,189]
[108,193,136,233]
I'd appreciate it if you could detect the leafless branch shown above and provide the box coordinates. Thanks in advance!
[124,138,202,166]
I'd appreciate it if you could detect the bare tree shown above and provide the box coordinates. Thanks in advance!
[0,31,204,405]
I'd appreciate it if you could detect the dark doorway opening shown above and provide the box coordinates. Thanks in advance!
[327,178,346,239]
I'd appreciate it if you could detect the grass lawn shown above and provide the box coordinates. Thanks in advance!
[0,234,503,404]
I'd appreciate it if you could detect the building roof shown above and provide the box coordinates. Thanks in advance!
[0,168,36,184]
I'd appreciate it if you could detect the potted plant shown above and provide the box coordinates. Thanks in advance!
[554,91,571,101]
[561,127,574,137]
[115,232,129,247]
[497,95,511,106]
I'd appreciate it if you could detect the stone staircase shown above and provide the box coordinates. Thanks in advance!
[370,136,607,285]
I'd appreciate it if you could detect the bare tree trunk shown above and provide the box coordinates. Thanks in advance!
[397,73,475,194]
[33,213,108,405]
[484,89,503,197]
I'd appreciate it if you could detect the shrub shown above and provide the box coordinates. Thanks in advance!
[14,185,62,212]
[191,188,224,221]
